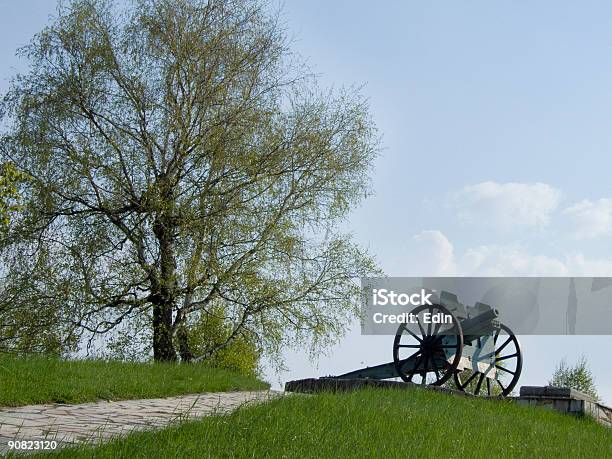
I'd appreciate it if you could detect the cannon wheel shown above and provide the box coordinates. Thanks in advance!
[453,323,522,396]
[393,304,463,386]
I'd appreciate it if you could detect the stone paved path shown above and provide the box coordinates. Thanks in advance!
[0,390,282,454]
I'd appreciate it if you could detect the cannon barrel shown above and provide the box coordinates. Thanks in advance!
[460,307,499,343]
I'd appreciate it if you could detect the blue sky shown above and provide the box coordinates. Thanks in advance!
[281,1,612,403]
[284,1,612,264]
[1,1,610,403]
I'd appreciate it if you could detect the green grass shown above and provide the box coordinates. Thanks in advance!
[40,388,611,458]
[0,355,268,407]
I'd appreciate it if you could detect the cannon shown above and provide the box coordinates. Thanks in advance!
[334,291,523,396]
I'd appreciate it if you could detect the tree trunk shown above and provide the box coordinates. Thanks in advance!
[152,208,178,361]
[177,324,194,362]
[153,301,176,361]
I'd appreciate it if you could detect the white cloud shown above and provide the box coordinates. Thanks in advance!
[460,245,568,276]
[563,198,612,239]
[564,254,612,276]
[451,181,562,229]
[412,230,457,276]
[405,230,612,277]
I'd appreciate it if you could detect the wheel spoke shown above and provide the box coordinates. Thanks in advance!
[404,327,423,343]
[495,365,515,375]
[416,315,426,336]
[486,378,491,396]
[475,373,485,395]
[461,371,479,388]
[496,353,518,362]
[408,355,423,382]
[400,349,421,365]
[496,336,513,354]
[496,379,506,392]
[432,321,441,337]
[430,353,441,373]
[397,344,421,348]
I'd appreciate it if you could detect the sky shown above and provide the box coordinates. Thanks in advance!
[1,1,610,403]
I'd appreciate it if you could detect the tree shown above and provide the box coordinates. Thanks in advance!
[0,0,378,361]
[549,356,599,401]
[0,161,25,231]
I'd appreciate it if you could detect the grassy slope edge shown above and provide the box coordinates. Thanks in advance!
[42,388,611,458]
[0,355,268,407]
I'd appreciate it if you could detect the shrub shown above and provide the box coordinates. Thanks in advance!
[549,356,599,401]
[182,308,261,377]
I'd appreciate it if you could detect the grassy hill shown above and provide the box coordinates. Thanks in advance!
[43,387,611,458]
[0,355,268,406]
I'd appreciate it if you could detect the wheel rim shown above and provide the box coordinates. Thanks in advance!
[393,304,463,386]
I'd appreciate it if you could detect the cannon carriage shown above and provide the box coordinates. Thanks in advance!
[333,291,523,396]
